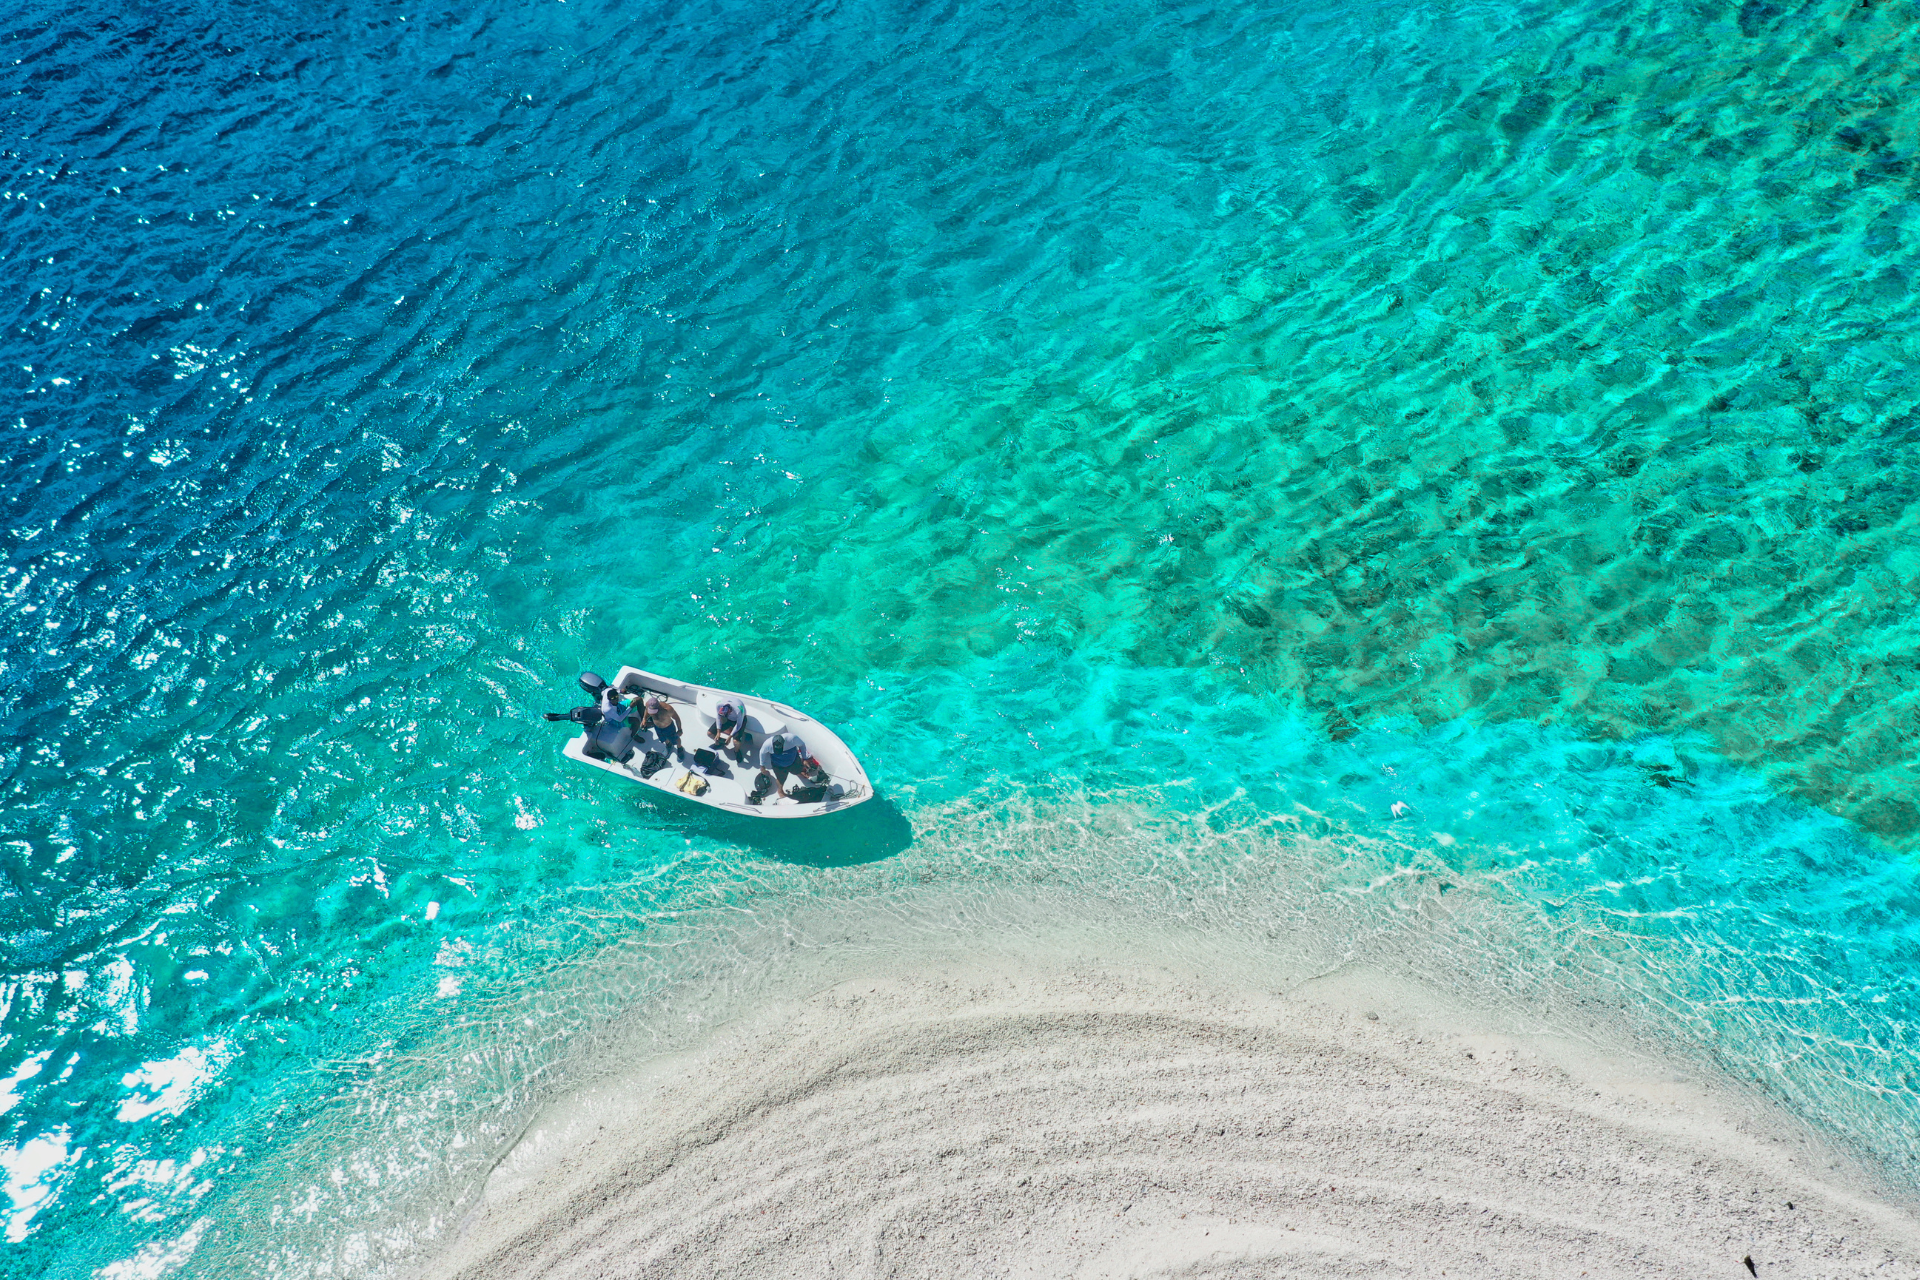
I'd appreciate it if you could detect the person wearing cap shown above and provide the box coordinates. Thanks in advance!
[766,731,809,798]
[641,693,686,758]
[707,701,756,764]
[599,686,637,726]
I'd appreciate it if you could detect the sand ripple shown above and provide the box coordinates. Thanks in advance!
[427,964,1918,1279]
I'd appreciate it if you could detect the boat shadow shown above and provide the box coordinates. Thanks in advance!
[668,793,915,868]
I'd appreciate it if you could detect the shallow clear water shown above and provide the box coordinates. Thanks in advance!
[3,0,1919,1274]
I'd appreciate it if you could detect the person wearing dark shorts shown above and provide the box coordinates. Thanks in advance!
[642,694,686,759]
[767,732,808,799]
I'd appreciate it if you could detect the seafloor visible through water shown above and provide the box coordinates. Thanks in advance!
[3,0,1919,1274]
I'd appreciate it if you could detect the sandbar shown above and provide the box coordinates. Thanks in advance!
[423,954,1918,1279]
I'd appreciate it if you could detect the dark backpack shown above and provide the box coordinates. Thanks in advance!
[637,749,669,778]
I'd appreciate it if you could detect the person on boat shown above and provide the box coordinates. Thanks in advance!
[641,694,686,759]
[599,686,637,726]
[767,732,809,798]
[707,701,756,764]
[560,684,639,767]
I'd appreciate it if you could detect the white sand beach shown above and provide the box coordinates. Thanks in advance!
[423,952,1919,1279]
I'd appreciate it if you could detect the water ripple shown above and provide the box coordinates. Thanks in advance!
[3,0,1920,1273]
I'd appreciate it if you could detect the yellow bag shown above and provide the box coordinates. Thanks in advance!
[675,770,709,797]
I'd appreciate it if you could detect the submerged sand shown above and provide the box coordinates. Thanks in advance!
[424,960,1918,1279]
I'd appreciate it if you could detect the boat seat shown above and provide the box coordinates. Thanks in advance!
[691,693,725,733]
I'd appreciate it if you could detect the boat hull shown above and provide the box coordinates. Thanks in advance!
[562,666,873,819]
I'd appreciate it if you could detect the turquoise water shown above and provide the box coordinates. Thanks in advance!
[3,0,1920,1273]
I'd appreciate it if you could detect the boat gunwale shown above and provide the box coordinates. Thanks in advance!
[562,665,874,819]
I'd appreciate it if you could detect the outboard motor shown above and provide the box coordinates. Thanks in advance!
[546,671,632,760]
[544,671,614,729]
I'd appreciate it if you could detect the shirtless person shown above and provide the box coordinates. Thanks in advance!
[641,694,686,760]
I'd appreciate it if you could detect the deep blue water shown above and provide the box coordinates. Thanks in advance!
[3,0,1920,1274]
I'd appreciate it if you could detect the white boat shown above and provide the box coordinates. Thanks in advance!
[555,666,873,818]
